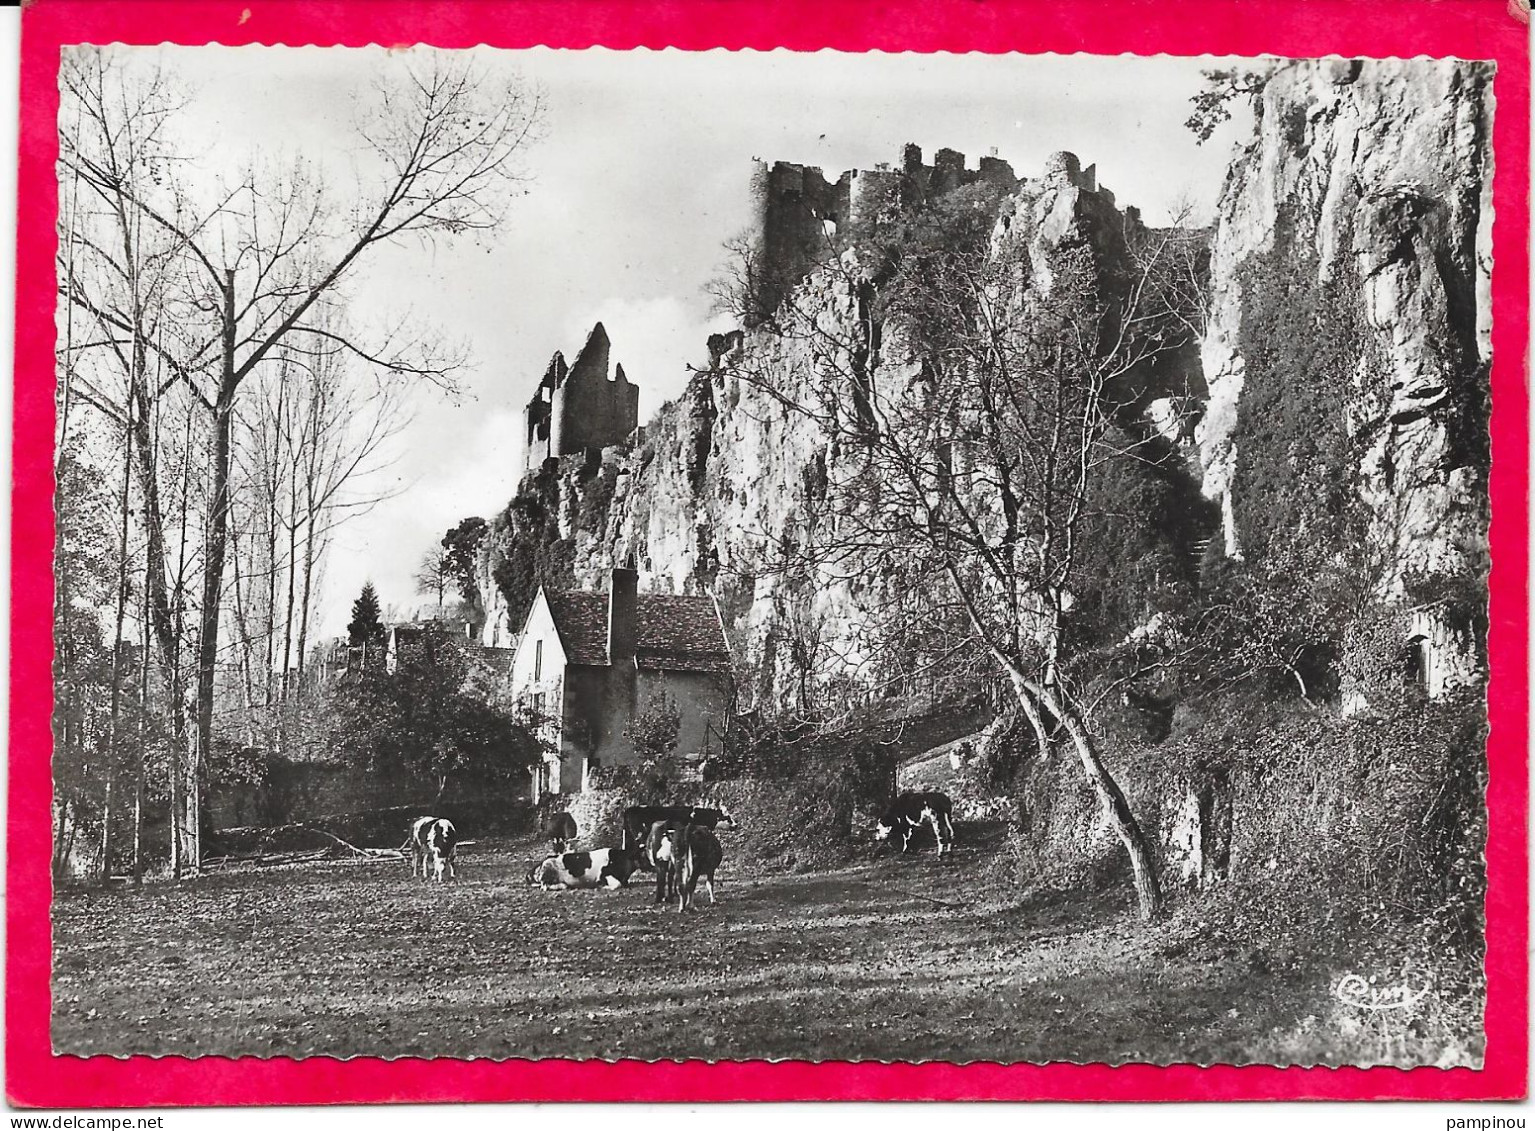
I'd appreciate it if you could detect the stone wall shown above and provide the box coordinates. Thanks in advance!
[519,323,640,473]
[746,143,1021,321]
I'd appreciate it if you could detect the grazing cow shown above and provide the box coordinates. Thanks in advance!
[407,816,459,882]
[620,804,735,864]
[874,791,955,855]
[654,824,724,912]
[527,847,642,891]
[541,811,579,854]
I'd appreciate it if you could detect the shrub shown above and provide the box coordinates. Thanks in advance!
[1230,204,1376,568]
[489,467,579,629]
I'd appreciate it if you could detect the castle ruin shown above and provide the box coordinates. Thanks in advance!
[747,144,1099,322]
[520,322,640,473]
[519,148,1103,469]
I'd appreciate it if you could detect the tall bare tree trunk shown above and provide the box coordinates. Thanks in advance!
[193,269,240,875]
[170,402,194,881]
[61,802,79,878]
[262,433,279,713]
[101,400,134,885]
[296,512,320,681]
[134,554,149,886]
[229,528,257,739]
[53,798,71,881]
[280,469,299,703]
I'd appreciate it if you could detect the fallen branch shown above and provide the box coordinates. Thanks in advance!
[252,822,400,860]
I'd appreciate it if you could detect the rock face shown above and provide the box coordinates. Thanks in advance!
[480,151,1156,713]
[482,61,1494,711]
[1198,59,1492,602]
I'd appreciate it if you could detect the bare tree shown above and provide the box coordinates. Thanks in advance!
[59,47,546,871]
[415,546,455,611]
[718,187,1204,919]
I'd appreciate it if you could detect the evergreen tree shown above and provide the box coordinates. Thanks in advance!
[347,582,386,651]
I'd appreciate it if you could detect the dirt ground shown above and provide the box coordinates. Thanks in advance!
[53,823,1336,1064]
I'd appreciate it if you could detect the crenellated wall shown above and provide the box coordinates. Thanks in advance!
[745,143,1023,322]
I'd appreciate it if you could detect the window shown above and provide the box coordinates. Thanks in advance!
[534,638,543,681]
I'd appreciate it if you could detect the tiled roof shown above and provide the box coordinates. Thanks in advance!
[635,595,734,674]
[543,592,609,666]
[543,589,733,675]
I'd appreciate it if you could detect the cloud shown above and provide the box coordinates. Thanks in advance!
[315,405,524,637]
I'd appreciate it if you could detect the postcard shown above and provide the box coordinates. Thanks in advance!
[10,0,1528,1107]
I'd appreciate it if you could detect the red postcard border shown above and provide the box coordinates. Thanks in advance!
[9,0,1529,1107]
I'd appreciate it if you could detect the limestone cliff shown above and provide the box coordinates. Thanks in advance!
[480,150,1160,714]
[482,60,1494,712]
[1198,58,1492,601]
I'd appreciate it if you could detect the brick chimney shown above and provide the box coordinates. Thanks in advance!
[607,564,638,666]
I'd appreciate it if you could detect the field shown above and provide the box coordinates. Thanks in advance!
[50,822,1360,1066]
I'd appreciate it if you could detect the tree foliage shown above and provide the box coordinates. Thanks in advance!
[1185,66,1271,144]
[326,624,545,804]
[347,582,386,650]
[490,466,578,629]
[442,516,489,604]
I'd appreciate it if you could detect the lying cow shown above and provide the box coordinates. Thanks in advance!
[527,847,642,891]
[875,791,955,856]
[541,811,579,854]
[406,816,459,882]
[620,804,735,865]
[654,824,724,912]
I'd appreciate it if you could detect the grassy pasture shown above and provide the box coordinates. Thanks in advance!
[52,824,1412,1065]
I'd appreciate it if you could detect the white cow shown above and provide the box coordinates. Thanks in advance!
[406,816,459,882]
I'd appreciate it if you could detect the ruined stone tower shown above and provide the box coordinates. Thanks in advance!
[521,322,641,473]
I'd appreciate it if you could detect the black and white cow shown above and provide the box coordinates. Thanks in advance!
[620,804,735,865]
[646,818,687,904]
[874,791,955,855]
[407,816,459,882]
[653,824,724,912]
[526,847,642,891]
[541,811,579,854]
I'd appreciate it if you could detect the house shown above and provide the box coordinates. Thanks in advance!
[508,565,734,797]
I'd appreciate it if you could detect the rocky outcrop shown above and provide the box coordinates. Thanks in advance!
[482,152,1166,713]
[1198,58,1492,598]
[483,61,1494,712]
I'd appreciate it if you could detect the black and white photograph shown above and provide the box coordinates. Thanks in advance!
[48,43,1493,1069]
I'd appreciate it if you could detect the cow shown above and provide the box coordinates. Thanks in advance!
[405,816,459,882]
[654,824,724,912]
[541,811,579,854]
[526,847,642,891]
[646,818,687,905]
[874,791,955,855]
[620,804,735,866]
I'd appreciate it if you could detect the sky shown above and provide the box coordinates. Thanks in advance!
[108,45,1257,638]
